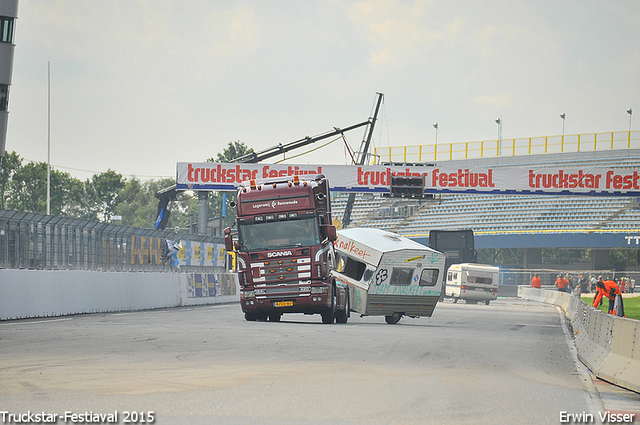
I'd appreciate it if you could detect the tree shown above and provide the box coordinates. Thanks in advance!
[1,142,255,230]
[92,170,125,220]
[0,151,21,209]
[206,141,255,228]
[63,178,98,220]
[208,140,254,163]
[115,177,178,228]
[6,161,79,215]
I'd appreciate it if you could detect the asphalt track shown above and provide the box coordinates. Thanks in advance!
[1,298,638,425]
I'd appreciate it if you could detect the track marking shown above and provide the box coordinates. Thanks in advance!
[0,318,72,326]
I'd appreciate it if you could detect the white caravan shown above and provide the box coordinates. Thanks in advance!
[331,228,446,324]
[446,263,500,305]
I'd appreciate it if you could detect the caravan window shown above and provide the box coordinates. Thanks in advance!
[419,269,440,287]
[389,268,413,286]
[468,275,492,284]
[336,253,367,281]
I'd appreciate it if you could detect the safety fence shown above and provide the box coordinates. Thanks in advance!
[482,267,639,291]
[0,209,225,273]
[374,130,640,163]
[519,286,640,393]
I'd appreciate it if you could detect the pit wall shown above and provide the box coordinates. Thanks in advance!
[518,286,639,394]
[0,269,240,320]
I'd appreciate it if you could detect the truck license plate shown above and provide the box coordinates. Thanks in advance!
[274,301,293,307]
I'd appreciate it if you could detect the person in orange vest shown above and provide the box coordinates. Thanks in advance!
[554,274,569,293]
[593,277,624,316]
[531,273,541,289]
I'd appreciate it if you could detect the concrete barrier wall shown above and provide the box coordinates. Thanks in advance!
[0,269,240,320]
[519,286,640,393]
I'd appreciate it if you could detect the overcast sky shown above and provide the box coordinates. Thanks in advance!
[6,0,639,181]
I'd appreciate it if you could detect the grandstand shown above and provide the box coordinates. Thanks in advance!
[330,148,640,272]
[331,192,637,236]
[332,148,640,236]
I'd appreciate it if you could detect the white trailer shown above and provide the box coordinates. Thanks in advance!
[446,263,500,305]
[331,228,446,324]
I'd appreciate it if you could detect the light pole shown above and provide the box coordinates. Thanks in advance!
[628,108,633,132]
[47,61,51,216]
[433,123,438,160]
[433,123,438,144]
[495,117,502,155]
[560,113,566,151]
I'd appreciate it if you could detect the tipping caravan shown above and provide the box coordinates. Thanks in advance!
[446,263,500,305]
[331,228,446,324]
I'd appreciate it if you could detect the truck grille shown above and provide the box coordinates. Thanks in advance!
[251,257,311,283]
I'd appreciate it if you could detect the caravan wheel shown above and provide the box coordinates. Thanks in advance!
[385,312,402,325]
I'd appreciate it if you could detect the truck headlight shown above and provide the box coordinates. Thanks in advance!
[241,290,255,298]
[310,287,327,294]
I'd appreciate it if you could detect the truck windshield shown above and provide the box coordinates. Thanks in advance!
[239,217,320,251]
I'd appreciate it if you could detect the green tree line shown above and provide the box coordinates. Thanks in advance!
[0,141,253,231]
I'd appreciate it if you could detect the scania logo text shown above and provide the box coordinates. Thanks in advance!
[267,251,293,258]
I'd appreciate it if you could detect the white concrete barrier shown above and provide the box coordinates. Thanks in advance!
[0,269,240,320]
[519,286,640,393]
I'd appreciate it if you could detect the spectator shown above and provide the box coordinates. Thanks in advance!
[577,274,588,293]
[555,274,570,293]
[620,277,627,293]
[589,275,597,293]
[630,278,635,294]
[531,273,541,289]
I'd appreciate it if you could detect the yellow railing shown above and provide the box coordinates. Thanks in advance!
[374,130,640,164]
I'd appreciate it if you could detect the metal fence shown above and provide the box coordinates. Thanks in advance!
[0,209,225,272]
[498,267,639,291]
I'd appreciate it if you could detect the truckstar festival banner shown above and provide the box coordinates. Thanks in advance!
[176,162,640,196]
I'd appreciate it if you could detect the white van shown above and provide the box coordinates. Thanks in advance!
[331,228,446,324]
[446,263,500,305]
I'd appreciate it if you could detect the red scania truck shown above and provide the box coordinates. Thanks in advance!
[224,174,349,324]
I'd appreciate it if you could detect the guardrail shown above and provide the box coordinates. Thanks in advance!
[519,286,639,393]
[375,130,640,163]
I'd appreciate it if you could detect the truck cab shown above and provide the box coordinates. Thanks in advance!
[225,174,349,324]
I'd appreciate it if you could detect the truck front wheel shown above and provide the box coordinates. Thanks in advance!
[268,312,282,322]
[321,290,336,324]
[335,293,349,324]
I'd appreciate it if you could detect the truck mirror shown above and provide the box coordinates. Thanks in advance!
[224,228,234,251]
[326,225,337,242]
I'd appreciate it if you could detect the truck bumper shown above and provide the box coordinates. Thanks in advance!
[241,293,333,315]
